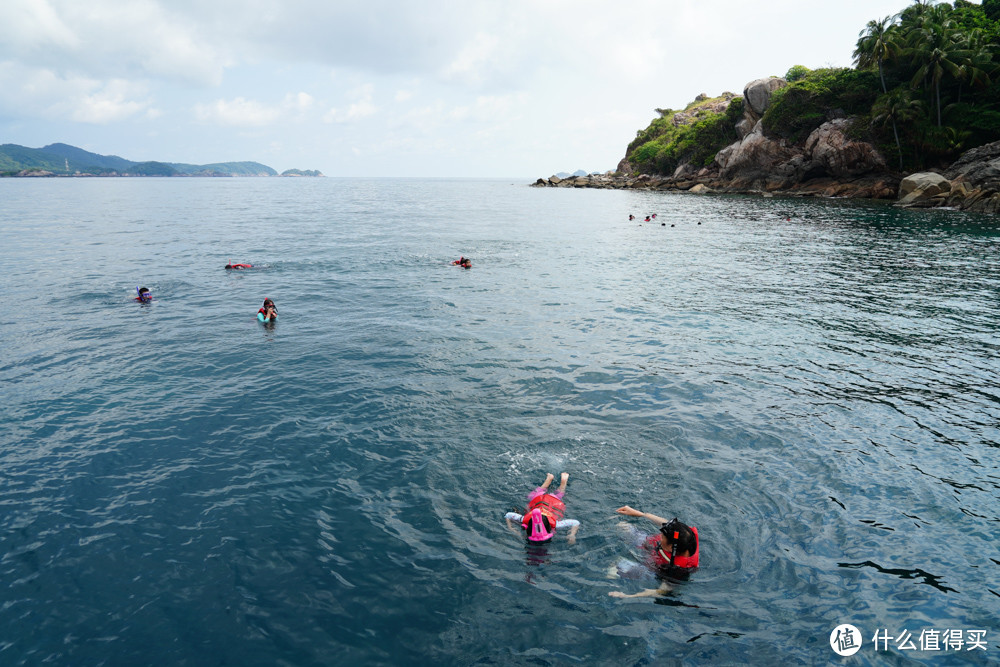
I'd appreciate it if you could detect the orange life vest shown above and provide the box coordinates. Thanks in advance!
[525,493,565,524]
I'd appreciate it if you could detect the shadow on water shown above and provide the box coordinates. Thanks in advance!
[838,561,959,594]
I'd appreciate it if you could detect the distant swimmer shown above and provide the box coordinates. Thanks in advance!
[451,256,471,269]
[226,261,253,270]
[608,506,700,599]
[505,473,580,545]
[257,298,277,323]
[135,287,152,303]
[644,216,651,222]
[651,214,657,219]
[629,214,635,221]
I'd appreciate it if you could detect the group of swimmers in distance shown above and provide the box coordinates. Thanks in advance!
[135,262,276,323]
[138,256,472,318]
[506,473,700,599]
[628,212,702,228]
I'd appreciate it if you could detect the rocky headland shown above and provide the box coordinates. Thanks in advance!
[534,76,1000,214]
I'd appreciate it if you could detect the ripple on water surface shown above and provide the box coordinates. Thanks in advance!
[1,179,999,664]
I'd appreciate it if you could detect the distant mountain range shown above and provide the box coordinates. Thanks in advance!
[0,143,322,177]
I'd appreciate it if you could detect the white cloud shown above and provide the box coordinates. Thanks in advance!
[71,79,152,123]
[194,92,317,126]
[442,32,502,86]
[0,0,80,51]
[0,0,227,86]
[0,62,153,123]
[285,92,315,112]
[323,84,378,123]
[195,97,281,126]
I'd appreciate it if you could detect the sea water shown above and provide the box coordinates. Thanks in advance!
[1,178,998,665]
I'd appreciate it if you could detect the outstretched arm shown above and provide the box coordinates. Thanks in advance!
[616,506,670,527]
[566,523,579,545]
[608,582,672,599]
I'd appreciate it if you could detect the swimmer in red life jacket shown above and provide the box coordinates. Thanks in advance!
[225,261,253,270]
[135,287,152,302]
[608,505,699,598]
[505,472,580,544]
[451,256,471,269]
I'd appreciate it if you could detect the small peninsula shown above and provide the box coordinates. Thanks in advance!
[537,0,1000,214]
[0,143,323,178]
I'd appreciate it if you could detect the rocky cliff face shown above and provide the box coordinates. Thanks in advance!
[537,76,897,200]
[713,78,889,194]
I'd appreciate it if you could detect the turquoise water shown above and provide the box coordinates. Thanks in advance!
[2,178,998,665]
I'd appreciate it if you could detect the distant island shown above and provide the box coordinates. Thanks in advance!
[0,143,323,177]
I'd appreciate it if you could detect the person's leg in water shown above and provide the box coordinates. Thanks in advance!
[528,473,556,503]
[556,472,568,496]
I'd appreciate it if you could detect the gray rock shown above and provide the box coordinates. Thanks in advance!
[945,140,1000,191]
[805,119,886,178]
[897,172,952,205]
[743,77,787,118]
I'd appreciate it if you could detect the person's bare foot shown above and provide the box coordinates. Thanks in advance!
[557,472,569,493]
[541,473,555,489]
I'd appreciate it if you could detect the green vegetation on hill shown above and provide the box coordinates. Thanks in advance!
[625,0,1000,176]
[626,95,743,175]
[761,68,881,144]
[40,143,134,171]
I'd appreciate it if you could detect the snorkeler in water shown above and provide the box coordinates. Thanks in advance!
[258,298,277,322]
[135,287,152,302]
[608,505,699,599]
[505,473,580,545]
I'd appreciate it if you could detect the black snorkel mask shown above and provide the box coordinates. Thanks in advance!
[660,518,683,561]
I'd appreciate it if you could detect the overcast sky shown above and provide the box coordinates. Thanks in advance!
[0,0,914,177]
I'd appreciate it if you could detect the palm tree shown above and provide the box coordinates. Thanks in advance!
[906,16,969,126]
[872,89,924,170]
[854,16,902,94]
[953,29,994,103]
[899,0,936,26]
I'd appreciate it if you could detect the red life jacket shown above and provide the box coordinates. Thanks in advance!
[525,493,565,525]
[646,526,699,569]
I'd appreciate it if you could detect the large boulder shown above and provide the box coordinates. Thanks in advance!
[616,156,634,177]
[897,172,951,207]
[743,77,787,118]
[804,119,887,179]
